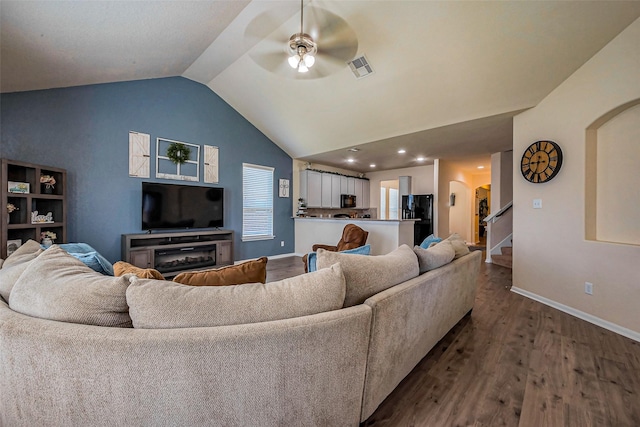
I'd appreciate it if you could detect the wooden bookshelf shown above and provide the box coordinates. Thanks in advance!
[1,159,67,258]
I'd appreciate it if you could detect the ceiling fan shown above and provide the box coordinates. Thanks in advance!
[244,0,358,79]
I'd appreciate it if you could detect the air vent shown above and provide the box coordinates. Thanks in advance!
[348,55,374,79]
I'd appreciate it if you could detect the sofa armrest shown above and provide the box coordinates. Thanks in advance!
[313,244,338,252]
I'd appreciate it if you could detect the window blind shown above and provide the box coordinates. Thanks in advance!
[242,163,274,241]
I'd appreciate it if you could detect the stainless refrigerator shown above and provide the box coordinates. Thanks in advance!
[402,194,434,245]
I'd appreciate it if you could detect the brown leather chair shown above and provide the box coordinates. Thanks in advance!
[302,224,369,272]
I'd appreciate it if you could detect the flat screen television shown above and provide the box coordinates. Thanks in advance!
[142,182,224,230]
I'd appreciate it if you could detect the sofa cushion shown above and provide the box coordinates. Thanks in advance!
[172,257,267,286]
[9,246,132,327]
[419,234,442,249]
[0,240,44,302]
[113,261,165,280]
[316,244,419,307]
[57,243,114,275]
[127,262,346,329]
[2,239,42,268]
[413,240,456,274]
[446,233,471,259]
[307,244,371,273]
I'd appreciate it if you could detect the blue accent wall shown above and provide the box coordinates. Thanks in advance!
[1,77,294,262]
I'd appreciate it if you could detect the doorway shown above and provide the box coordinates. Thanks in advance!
[475,185,491,245]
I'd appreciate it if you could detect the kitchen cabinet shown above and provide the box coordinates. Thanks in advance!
[321,173,332,208]
[299,170,370,210]
[330,174,341,208]
[299,170,322,208]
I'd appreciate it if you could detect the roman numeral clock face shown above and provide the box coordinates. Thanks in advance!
[521,140,563,183]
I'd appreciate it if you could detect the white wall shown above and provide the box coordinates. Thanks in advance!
[595,104,640,245]
[512,18,640,338]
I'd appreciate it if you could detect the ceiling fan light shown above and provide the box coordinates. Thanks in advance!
[288,55,300,68]
[303,54,315,67]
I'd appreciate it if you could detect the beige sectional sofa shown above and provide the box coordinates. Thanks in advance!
[0,240,481,427]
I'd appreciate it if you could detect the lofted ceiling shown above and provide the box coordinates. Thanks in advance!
[2,1,640,174]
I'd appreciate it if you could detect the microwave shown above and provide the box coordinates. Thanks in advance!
[341,194,356,208]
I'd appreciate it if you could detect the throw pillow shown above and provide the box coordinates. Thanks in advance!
[113,261,165,280]
[173,257,268,286]
[413,240,456,274]
[2,239,43,268]
[307,244,371,273]
[446,233,471,259]
[316,244,419,307]
[126,262,346,329]
[419,234,442,249]
[0,240,44,302]
[9,246,132,327]
[57,243,114,275]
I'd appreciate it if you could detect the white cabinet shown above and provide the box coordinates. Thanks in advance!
[300,171,369,209]
[354,179,363,208]
[340,176,348,195]
[362,180,370,209]
[347,177,356,195]
[321,173,333,208]
[300,170,322,208]
[331,174,342,208]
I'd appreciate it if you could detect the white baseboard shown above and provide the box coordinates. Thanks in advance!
[511,287,640,343]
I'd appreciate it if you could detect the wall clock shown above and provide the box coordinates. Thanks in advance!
[520,140,563,183]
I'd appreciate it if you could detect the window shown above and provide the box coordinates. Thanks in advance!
[242,163,274,241]
[380,180,399,220]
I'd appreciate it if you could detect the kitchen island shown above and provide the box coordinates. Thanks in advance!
[295,217,416,256]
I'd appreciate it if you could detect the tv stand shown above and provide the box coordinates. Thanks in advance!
[122,230,233,278]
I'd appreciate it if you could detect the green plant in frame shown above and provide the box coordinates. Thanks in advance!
[166,142,191,165]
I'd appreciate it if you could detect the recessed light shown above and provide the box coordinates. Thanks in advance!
[416,157,426,162]
[347,158,355,163]
[397,149,406,154]
[370,164,376,168]
[347,148,360,152]
[477,165,485,169]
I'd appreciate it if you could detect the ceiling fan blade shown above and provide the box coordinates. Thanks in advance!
[306,7,358,61]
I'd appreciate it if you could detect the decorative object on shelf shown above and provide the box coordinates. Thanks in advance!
[41,231,57,248]
[40,174,56,193]
[156,137,200,182]
[8,181,29,194]
[129,131,151,178]
[31,210,54,224]
[279,179,290,198]
[7,239,22,256]
[166,142,191,165]
[303,168,369,180]
[7,203,18,224]
[521,140,563,183]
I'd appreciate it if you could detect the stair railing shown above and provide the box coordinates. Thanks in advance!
[483,201,513,263]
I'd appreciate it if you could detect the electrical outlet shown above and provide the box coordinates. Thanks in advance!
[280,241,285,247]
[585,282,593,295]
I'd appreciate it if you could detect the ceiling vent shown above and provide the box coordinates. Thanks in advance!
[348,55,374,79]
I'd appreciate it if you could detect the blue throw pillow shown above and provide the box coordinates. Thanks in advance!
[44,243,114,276]
[419,234,442,249]
[307,244,371,273]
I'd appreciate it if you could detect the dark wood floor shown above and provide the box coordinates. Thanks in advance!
[266,255,640,427]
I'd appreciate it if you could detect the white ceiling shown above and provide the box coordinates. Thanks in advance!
[3,1,640,173]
